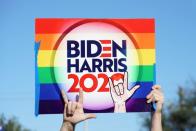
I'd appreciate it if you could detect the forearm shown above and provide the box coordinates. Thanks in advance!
[114,102,126,113]
[151,111,162,131]
[60,122,75,131]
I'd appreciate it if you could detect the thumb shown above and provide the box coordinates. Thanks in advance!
[85,114,96,120]
[129,85,140,97]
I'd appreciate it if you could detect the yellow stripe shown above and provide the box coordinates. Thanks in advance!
[137,49,155,65]
[37,49,155,67]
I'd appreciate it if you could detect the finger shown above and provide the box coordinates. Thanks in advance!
[123,72,128,88]
[154,94,160,102]
[63,103,68,114]
[114,85,121,96]
[147,93,161,103]
[129,85,140,95]
[146,91,153,99]
[146,89,161,99]
[60,88,68,104]
[78,88,83,104]
[152,85,161,90]
[67,101,72,115]
[118,83,124,95]
[147,96,153,103]
[109,78,114,89]
[152,92,163,102]
[110,83,116,94]
[110,80,117,97]
[152,90,161,96]
[85,114,96,120]
[110,84,119,103]
[109,78,116,95]
[149,90,162,99]
[71,102,77,114]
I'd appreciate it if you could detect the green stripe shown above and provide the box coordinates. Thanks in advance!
[128,65,154,82]
[38,67,56,83]
[38,65,155,83]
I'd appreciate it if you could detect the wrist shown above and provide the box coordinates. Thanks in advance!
[153,110,162,115]
[61,121,75,131]
[114,102,126,113]
[115,101,125,106]
[155,102,163,113]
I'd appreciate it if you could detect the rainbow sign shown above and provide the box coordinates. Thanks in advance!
[35,18,156,115]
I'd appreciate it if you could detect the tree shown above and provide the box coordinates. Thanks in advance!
[142,81,196,131]
[0,114,30,131]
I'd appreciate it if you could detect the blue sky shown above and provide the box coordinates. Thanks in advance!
[0,0,196,131]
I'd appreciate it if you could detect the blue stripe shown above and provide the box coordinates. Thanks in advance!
[39,82,154,100]
[152,63,157,110]
[35,42,40,116]
[40,84,62,100]
[128,82,153,98]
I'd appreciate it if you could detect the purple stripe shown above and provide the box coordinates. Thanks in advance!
[38,98,154,114]
[126,98,155,112]
[39,100,64,114]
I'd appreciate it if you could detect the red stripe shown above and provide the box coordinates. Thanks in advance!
[35,18,83,34]
[112,19,155,33]
[100,53,111,57]
[35,19,155,34]
[103,47,111,51]
[100,40,111,44]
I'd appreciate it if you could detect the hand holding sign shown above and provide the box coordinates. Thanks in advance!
[146,85,164,113]
[109,72,140,113]
[60,88,96,129]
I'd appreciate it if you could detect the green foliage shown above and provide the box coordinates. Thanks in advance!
[142,81,196,131]
[0,114,30,131]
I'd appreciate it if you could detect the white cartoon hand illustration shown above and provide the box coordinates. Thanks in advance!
[109,72,140,113]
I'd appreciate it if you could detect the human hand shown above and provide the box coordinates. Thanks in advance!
[60,88,96,131]
[148,85,164,131]
[108,72,140,112]
[146,85,164,113]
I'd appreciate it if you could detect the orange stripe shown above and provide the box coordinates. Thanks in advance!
[35,33,155,50]
[35,34,61,50]
[132,33,155,49]
[35,19,155,34]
